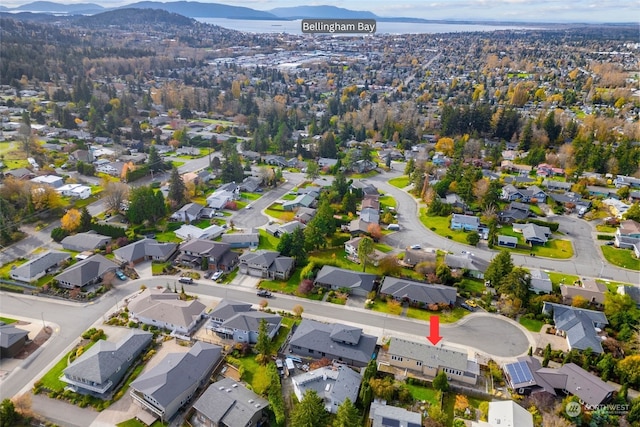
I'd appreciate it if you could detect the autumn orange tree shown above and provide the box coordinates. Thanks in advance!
[60,208,81,232]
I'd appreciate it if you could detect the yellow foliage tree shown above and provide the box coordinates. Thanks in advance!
[435,137,455,156]
[571,295,589,308]
[454,394,470,414]
[61,208,82,232]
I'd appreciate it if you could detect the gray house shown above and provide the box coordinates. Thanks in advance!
[0,324,29,359]
[113,239,177,265]
[128,288,207,335]
[177,239,238,272]
[9,250,70,283]
[221,232,259,249]
[61,231,111,252]
[450,214,479,231]
[289,319,377,367]
[238,250,295,280]
[192,378,269,427]
[207,299,281,344]
[130,342,222,422]
[369,402,421,427]
[54,254,119,289]
[542,302,608,353]
[380,277,457,306]
[291,365,362,414]
[62,330,152,397]
[313,266,376,297]
[444,253,489,279]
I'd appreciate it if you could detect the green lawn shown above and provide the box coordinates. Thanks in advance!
[374,243,393,253]
[497,226,574,259]
[379,195,397,209]
[117,419,166,427]
[264,203,295,221]
[241,192,262,201]
[369,299,403,315]
[259,229,280,251]
[601,246,640,270]
[40,341,97,392]
[260,269,302,295]
[388,176,410,189]
[0,316,17,324]
[406,307,469,324]
[218,269,238,284]
[281,194,297,201]
[154,222,183,243]
[272,317,297,352]
[349,170,379,179]
[547,272,579,286]
[596,225,617,233]
[519,317,544,332]
[406,384,440,405]
[529,205,545,217]
[151,262,171,275]
[419,211,470,244]
[456,278,486,295]
[0,259,27,279]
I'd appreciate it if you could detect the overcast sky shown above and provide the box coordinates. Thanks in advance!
[6,0,637,22]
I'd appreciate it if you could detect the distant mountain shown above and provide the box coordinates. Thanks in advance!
[76,8,194,27]
[0,5,8,11]
[269,5,377,20]
[14,1,104,13]
[122,1,278,19]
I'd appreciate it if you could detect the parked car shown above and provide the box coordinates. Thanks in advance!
[465,299,477,308]
[461,303,475,311]
[605,241,614,246]
[387,224,400,231]
[204,271,213,279]
[211,271,224,281]
[178,277,194,284]
[410,244,421,250]
[116,270,127,281]
[257,289,273,298]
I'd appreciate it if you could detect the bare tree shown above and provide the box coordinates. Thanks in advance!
[103,182,130,214]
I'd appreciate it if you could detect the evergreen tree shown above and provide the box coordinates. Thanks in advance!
[290,227,307,264]
[79,207,92,232]
[484,250,514,288]
[291,390,329,427]
[254,319,271,364]
[148,145,163,172]
[333,398,359,427]
[358,236,374,272]
[519,119,533,151]
[277,232,293,256]
[167,166,187,208]
[433,371,449,392]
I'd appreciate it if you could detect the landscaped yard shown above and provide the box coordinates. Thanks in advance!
[419,210,470,245]
[407,383,440,405]
[240,192,261,201]
[153,222,183,243]
[496,226,574,259]
[519,317,544,332]
[379,195,397,209]
[601,246,640,270]
[0,316,17,324]
[39,341,97,392]
[406,307,469,324]
[388,176,411,189]
[369,298,403,315]
[547,272,579,286]
[596,224,617,233]
[0,259,27,279]
[258,229,280,251]
[264,203,295,222]
[456,278,486,296]
[259,269,302,295]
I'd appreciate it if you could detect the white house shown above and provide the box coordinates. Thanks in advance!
[174,224,224,241]
[57,184,92,199]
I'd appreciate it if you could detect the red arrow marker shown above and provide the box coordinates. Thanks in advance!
[427,316,442,345]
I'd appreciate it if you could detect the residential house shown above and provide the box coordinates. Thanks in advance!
[95,162,121,176]
[444,253,489,279]
[471,400,534,427]
[536,163,564,177]
[443,193,467,210]
[264,155,287,167]
[176,239,238,272]
[294,207,316,224]
[630,190,640,202]
[403,248,437,268]
[9,250,70,283]
[191,378,269,427]
[498,202,532,223]
[343,235,386,266]
[513,223,551,245]
[176,146,199,156]
[221,231,259,249]
[587,186,618,198]
[497,235,518,248]
[238,250,295,280]
[54,254,119,289]
[383,337,480,385]
[30,174,64,188]
[617,285,640,307]
[4,168,35,180]
[529,269,552,294]
[318,158,339,168]
[283,194,316,211]
[206,190,234,210]
[602,198,631,219]
[501,184,547,203]
[369,402,422,427]
[353,159,377,173]
[61,231,111,252]
[239,176,262,193]
[543,179,572,191]
[347,218,371,235]
[128,287,207,335]
[289,319,377,367]
[614,219,640,249]
[62,330,152,397]
[174,224,225,241]
[130,342,222,422]
[314,266,377,297]
[292,364,362,414]
[542,302,608,353]
[450,214,479,231]
[379,277,457,306]
[113,239,177,265]
[170,202,205,222]
[56,183,92,199]
[360,207,380,224]
[614,175,640,189]
[0,324,29,358]
[500,160,532,175]
[241,150,261,162]
[560,279,607,305]
[504,356,615,406]
[207,299,281,343]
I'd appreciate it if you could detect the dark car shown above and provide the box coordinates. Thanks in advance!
[257,289,273,298]
[178,277,194,284]
[460,303,475,312]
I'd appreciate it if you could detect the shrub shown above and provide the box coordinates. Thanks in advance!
[297,279,314,295]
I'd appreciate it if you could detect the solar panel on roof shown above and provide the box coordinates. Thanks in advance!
[506,361,534,385]
[382,417,400,427]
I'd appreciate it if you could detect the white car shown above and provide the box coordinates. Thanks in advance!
[211,271,223,281]
[410,244,421,250]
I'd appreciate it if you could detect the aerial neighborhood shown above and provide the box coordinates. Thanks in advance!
[0,2,639,427]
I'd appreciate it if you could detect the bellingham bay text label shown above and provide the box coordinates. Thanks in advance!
[301,19,377,34]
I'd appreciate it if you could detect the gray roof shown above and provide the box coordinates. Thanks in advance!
[63,330,152,385]
[54,254,119,287]
[314,266,376,293]
[222,312,281,336]
[520,223,551,243]
[128,288,207,330]
[557,363,616,406]
[283,194,315,209]
[208,299,252,321]
[130,342,222,410]
[61,232,111,251]
[289,319,377,365]
[544,303,608,353]
[291,365,362,410]
[369,402,422,427]
[618,285,640,305]
[0,324,28,348]
[451,214,479,226]
[10,250,70,282]
[173,202,204,218]
[529,269,552,293]
[380,277,457,305]
[114,238,177,263]
[239,250,279,268]
[193,378,268,425]
[403,248,437,266]
[277,220,305,234]
[179,239,232,258]
[221,233,259,245]
[444,253,489,272]
[389,337,474,373]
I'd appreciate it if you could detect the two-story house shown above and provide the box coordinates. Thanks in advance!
[176,239,238,272]
[238,250,294,280]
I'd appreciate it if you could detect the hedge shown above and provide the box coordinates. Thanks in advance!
[515,219,559,232]
[597,234,615,241]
